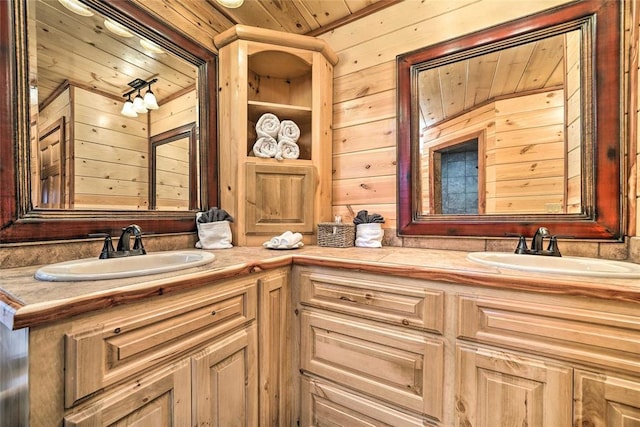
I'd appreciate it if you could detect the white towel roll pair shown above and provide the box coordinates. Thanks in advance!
[253,113,301,160]
[264,231,303,249]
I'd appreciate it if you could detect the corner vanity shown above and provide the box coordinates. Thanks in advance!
[2,246,639,427]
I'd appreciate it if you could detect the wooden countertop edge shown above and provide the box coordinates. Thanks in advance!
[291,255,640,304]
[5,252,640,330]
[9,255,292,330]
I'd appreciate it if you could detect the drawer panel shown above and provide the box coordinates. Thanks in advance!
[458,295,640,374]
[65,278,257,407]
[301,310,444,420]
[300,376,436,427]
[299,270,444,333]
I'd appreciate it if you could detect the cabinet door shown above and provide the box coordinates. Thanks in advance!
[245,162,315,234]
[300,376,434,427]
[456,344,572,427]
[258,270,291,426]
[301,310,444,420]
[63,359,191,426]
[192,324,258,427]
[575,370,640,426]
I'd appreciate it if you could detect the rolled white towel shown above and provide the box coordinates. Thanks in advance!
[253,135,278,158]
[255,113,280,138]
[278,120,300,142]
[275,137,300,161]
[278,231,302,248]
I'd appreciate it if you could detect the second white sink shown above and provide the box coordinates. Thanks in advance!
[35,250,216,281]
[467,252,640,278]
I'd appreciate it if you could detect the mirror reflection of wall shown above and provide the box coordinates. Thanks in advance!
[28,0,198,211]
[417,30,581,216]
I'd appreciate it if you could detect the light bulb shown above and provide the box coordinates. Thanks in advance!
[216,0,244,8]
[58,0,94,16]
[143,88,159,110]
[121,99,138,117]
[104,19,134,38]
[132,93,148,113]
[140,39,164,54]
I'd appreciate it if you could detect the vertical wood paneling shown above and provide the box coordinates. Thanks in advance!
[323,0,573,229]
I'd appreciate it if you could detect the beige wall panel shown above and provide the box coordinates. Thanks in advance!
[333,89,395,129]
[332,175,396,205]
[333,147,396,180]
[333,60,395,104]
[333,118,396,155]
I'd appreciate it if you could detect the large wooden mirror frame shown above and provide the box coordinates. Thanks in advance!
[397,0,622,240]
[0,0,218,243]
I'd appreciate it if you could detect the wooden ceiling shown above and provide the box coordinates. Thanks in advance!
[33,0,393,106]
[418,32,569,130]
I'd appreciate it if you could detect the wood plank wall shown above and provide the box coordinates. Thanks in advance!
[321,0,573,231]
[421,90,566,215]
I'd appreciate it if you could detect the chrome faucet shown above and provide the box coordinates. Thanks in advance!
[90,224,147,259]
[513,227,562,257]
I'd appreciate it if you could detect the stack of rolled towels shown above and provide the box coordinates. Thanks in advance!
[253,113,300,161]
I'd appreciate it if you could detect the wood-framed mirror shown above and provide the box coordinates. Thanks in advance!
[397,0,622,240]
[0,0,217,243]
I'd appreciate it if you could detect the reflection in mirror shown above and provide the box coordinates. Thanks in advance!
[150,123,197,211]
[0,0,217,243]
[397,0,622,239]
[417,31,581,216]
[30,0,198,211]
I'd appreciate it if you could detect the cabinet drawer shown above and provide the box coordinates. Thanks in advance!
[300,310,444,420]
[299,270,444,333]
[65,278,257,407]
[458,295,640,374]
[301,376,436,427]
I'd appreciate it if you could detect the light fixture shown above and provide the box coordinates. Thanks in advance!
[104,19,134,38]
[140,39,165,54]
[215,0,244,8]
[132,91,148,114]
[121,78,159,117]
[120,94,138,118]
[143,82,159,110]
[58,0,94,16]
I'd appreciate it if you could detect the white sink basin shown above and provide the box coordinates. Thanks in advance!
[35,250,216,281]
[467,252,640,278]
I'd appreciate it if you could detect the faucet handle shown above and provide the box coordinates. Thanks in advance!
[514,235,529,254]
[546,236,562,257]
[89,233,115,259]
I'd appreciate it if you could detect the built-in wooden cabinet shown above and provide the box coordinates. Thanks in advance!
[292,265,640,427]
[30,268,290,427]
[456,343,573,426]
[215,25,337,246]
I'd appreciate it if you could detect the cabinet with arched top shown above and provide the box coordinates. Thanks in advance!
[215,25,337,246]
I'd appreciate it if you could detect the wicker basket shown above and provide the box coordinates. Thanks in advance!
[317,222,355,247]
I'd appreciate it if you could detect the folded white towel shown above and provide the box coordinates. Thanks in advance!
[278,120,300,143]
[253,135,278,158]
[263,231,303,249]
[275,137,300,161]
[255,113,280,138]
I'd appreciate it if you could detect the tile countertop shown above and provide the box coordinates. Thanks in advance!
[2,246,640,330]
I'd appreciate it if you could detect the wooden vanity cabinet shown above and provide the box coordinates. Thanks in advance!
[293,266,445,426]
[292,265,640,427]
[29,268,290,427]
[215,25,337,246]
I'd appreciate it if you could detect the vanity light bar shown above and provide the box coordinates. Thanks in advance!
[121,78,159,117]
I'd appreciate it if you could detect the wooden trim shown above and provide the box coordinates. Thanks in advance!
[397,0,622,239]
